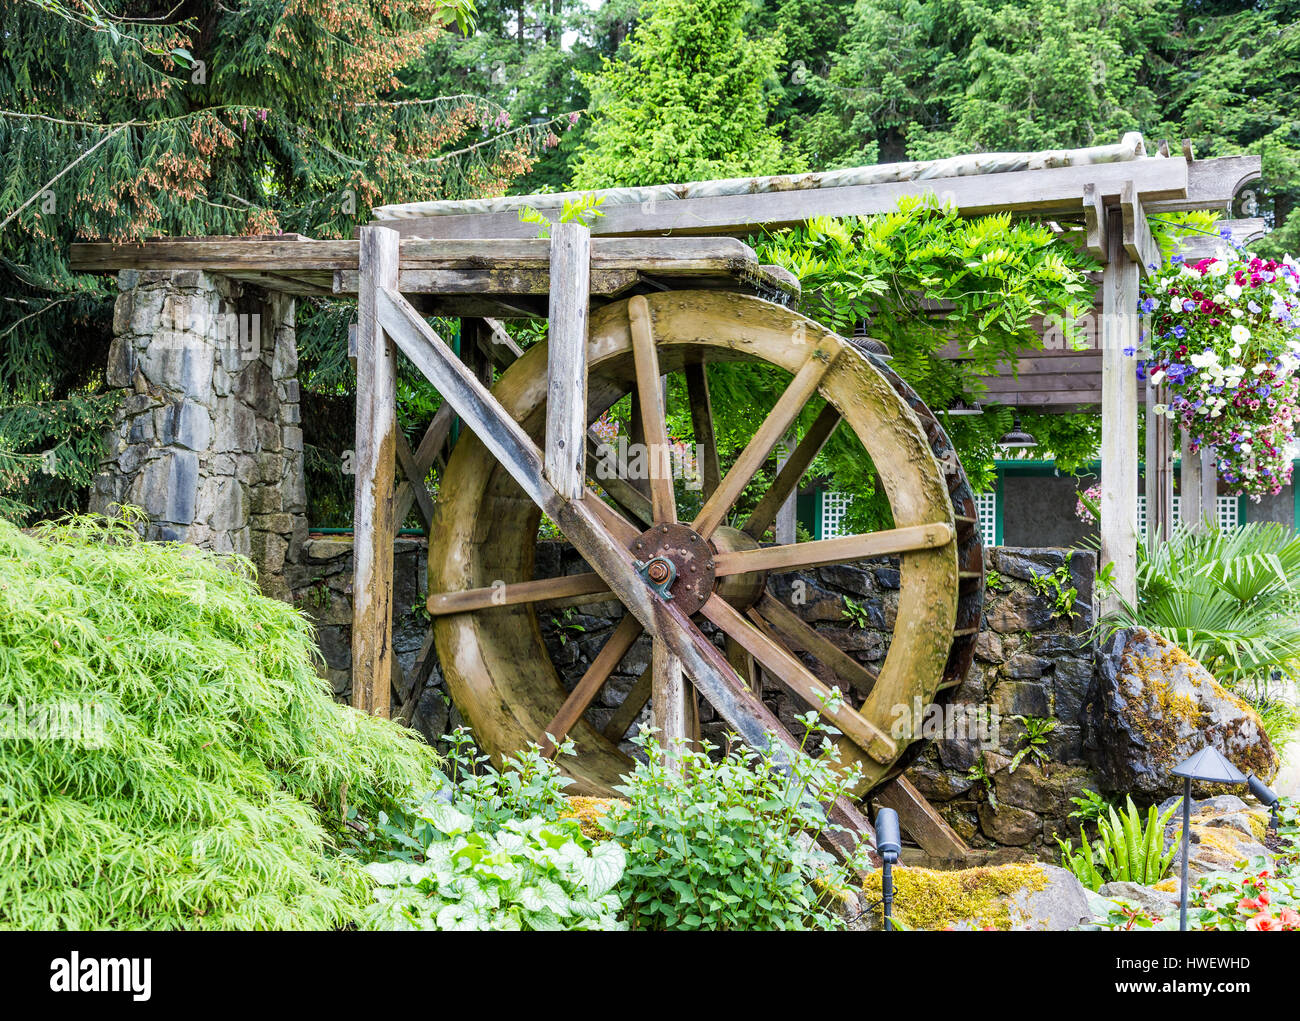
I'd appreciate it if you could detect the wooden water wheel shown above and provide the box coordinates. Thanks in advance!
[425,289,984,817]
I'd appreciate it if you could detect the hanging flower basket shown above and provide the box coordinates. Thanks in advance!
[1142,241,1300,500]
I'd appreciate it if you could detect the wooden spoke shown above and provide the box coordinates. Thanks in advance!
[583,487,642,546]
[752,592,877,698]
[628,295,676,523]
[684,362,721,498]
[715,522,954,576]
[725,635,759,698]
[692,352,835,539]
[539,614,644,755]
[428,573,612,616]
[601,664,652,742]
[873,776,971,859]
[699,594,896,763]
[742,403,841,539]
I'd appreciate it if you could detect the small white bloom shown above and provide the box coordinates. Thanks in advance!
[1231,308,1244,319]
[1229,344,1243,359]
[1149,369,1165,386]
[1153,403,1167,415]
[1254,362,1269,375]
[1171,296,1184,314]
[1224,283,1243,300]
[1232,324,1252,344]
[1208,260,1228,277]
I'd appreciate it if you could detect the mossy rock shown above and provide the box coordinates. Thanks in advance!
[558,796,626,839]
[861,862,1090,930]
[1085,628,1279,798]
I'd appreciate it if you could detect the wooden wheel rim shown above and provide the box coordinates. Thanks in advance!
[430,290,968,795]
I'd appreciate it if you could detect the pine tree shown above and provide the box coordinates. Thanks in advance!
[569,0,800,189]
[0,0,565,521]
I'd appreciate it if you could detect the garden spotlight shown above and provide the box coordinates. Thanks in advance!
[1246,772,1280,831]
[875,807,901,931]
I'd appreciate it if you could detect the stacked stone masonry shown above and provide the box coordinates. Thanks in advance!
[91,270,307,599]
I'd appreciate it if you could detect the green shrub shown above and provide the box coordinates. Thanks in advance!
[1105,522,1300,690]
[362,803,626,931]
[0,513,438,929]
[1057,795,1181,892]
[607,716,869,931]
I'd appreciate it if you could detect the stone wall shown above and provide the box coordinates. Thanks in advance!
[296,536,1105,859]
[91,270,307,598]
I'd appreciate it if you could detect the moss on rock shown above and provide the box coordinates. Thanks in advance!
[862,863,1050,930]
[558,796,625,839]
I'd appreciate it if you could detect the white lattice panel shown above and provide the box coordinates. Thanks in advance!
[974,491,997,548]
[820,491,852,539]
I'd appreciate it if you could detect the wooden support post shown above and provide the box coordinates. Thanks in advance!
[545,221,591,500]
[651,639,688,772]
[1100,206,1139,615]
[1179,432,1217,532]
[352,226,400,717]
[1144,383,1174,545]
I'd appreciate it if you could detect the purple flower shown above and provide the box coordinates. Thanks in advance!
[1140,296,1158,313]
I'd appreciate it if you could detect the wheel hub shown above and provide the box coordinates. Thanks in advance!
[630,522,715,614]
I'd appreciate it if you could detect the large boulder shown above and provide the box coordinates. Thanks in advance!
[1084,628,1279,798]
[860,863,1092,930]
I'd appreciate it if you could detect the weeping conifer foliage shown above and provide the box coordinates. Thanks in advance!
[0,513,439,929]
[0,1,569,522]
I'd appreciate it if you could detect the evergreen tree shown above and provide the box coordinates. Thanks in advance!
[570,0,800,188]
[0,0,563,520]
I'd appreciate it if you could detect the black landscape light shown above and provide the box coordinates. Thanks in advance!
[1170,745,1248,931]
[875,807,901,931]
[1246,772,1281,831]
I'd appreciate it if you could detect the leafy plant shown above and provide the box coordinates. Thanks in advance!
[518,193,607,236]
[1057,796,1181,892]
[841,595,874,629]
[1008,715,1057,772]
[363,803,626,931]
[0,512,440,930]
[1067,788,1115,824]
[607,700,870,931]
[1029,552,1079,620]
[965,753,999,810]
[1104,521,1300,689]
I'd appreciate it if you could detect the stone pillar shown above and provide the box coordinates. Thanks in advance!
[91,269,307,599]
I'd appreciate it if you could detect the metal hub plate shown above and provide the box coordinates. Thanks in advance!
[629,522,716,614]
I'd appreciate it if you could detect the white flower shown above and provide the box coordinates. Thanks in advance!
[1254,362,1269,375]
[1232,324,1252,344]
[1224,283,1243,300]
[1149,369,1166,386]
[1231,308,1244,319]
[1190,350,1218,368]
[1242,443,1253,453]
[1208,259,1228,276]
[1229,344,1243,359]
[1153,403,1168,415]
[1171,296,1184,314]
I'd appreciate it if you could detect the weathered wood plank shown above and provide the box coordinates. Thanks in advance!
[1099,208,1139,614]
[373,156,1191,239]
[601,665,652,742]
[1121,180,1162,278]
[628,295,676,522]
[755,592,877,697]
[1083,182,1107,262]
[714,523,953,576]
[651,639,689,771]
[545,222,591,501]
[427,572,612,616]
[352,226,401,718]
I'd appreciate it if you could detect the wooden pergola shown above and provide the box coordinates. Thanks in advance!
[70,135,1261,856]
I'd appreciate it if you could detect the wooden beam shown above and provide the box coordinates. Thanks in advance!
[372,157,1191,239]
[545,222,591,500]
[1143,154,1262,214]
[1120,180,1162,278]
[1099,208,1140,614]
[1145,383,1174,545]
[352,226,401,718]
[1083,183,1107,261]
[651,639,689,772]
